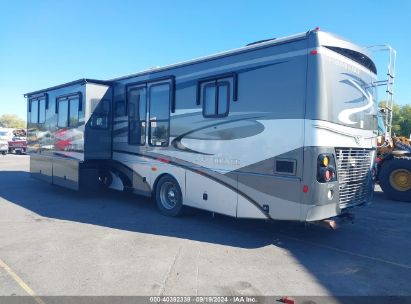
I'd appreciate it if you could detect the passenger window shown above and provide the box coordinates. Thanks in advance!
[217,83,229,115]
[149,84,170,147]
[128,88,146,145]
[56,93,82,128]
[69,98,79,127]
[39,99,46,123]
[204,85,216,116]
[30,100,39,123]
[58,99,69,127]
[203,81,230,118]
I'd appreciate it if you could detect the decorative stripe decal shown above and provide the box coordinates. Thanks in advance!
[337,79,375,125]
[112,149,270,219]
[170,115,264,155]
[313,124,377,139]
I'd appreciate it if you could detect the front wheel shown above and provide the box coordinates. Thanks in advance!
[379,157,411,202]
[155,175,184,217]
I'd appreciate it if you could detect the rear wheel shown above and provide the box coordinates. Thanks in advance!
[379,157,411,202]
[155,175,183,217]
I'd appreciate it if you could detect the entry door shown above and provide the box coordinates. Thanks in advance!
[147,82,171,147]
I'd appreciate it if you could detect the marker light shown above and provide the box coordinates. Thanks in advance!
[319,155,329,167]
[310,50,318,55]
[156,157,170,164]
[317,154,337,183]
[323,169,331,182]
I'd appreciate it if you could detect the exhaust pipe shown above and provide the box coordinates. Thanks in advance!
[313,212,355,230]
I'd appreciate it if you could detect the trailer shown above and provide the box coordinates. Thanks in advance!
[25,28,380,222]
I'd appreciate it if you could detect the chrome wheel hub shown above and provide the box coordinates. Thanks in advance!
[160,182,178,210]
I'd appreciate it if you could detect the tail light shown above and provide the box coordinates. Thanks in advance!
[317,154,337,183]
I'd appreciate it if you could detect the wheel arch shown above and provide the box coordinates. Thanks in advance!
[82,159,133,190]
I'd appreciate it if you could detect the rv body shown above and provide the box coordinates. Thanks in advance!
[25,29,378,221]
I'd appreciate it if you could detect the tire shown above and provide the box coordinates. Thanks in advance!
[379,157,411,202]
[155,175,183,217]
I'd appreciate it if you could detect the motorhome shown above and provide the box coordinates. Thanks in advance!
[25,28,378,221]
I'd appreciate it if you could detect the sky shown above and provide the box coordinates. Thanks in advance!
[1,0,410,120]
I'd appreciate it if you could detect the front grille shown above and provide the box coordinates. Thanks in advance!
[335,148,373,209]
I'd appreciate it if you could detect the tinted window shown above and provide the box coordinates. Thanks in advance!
[203,81,229,117]
[217,83,229,115]
[58,99,68,127]
[149,84,170,146]
[128,88,146,145]
[39,99,46,123]
[69,98,79,127]
[149,84,170,121]
[204,85,216,116]
[30,100,38,123]
[325,46,377,74]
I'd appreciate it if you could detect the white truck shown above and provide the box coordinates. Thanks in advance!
[0,128,14,155]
